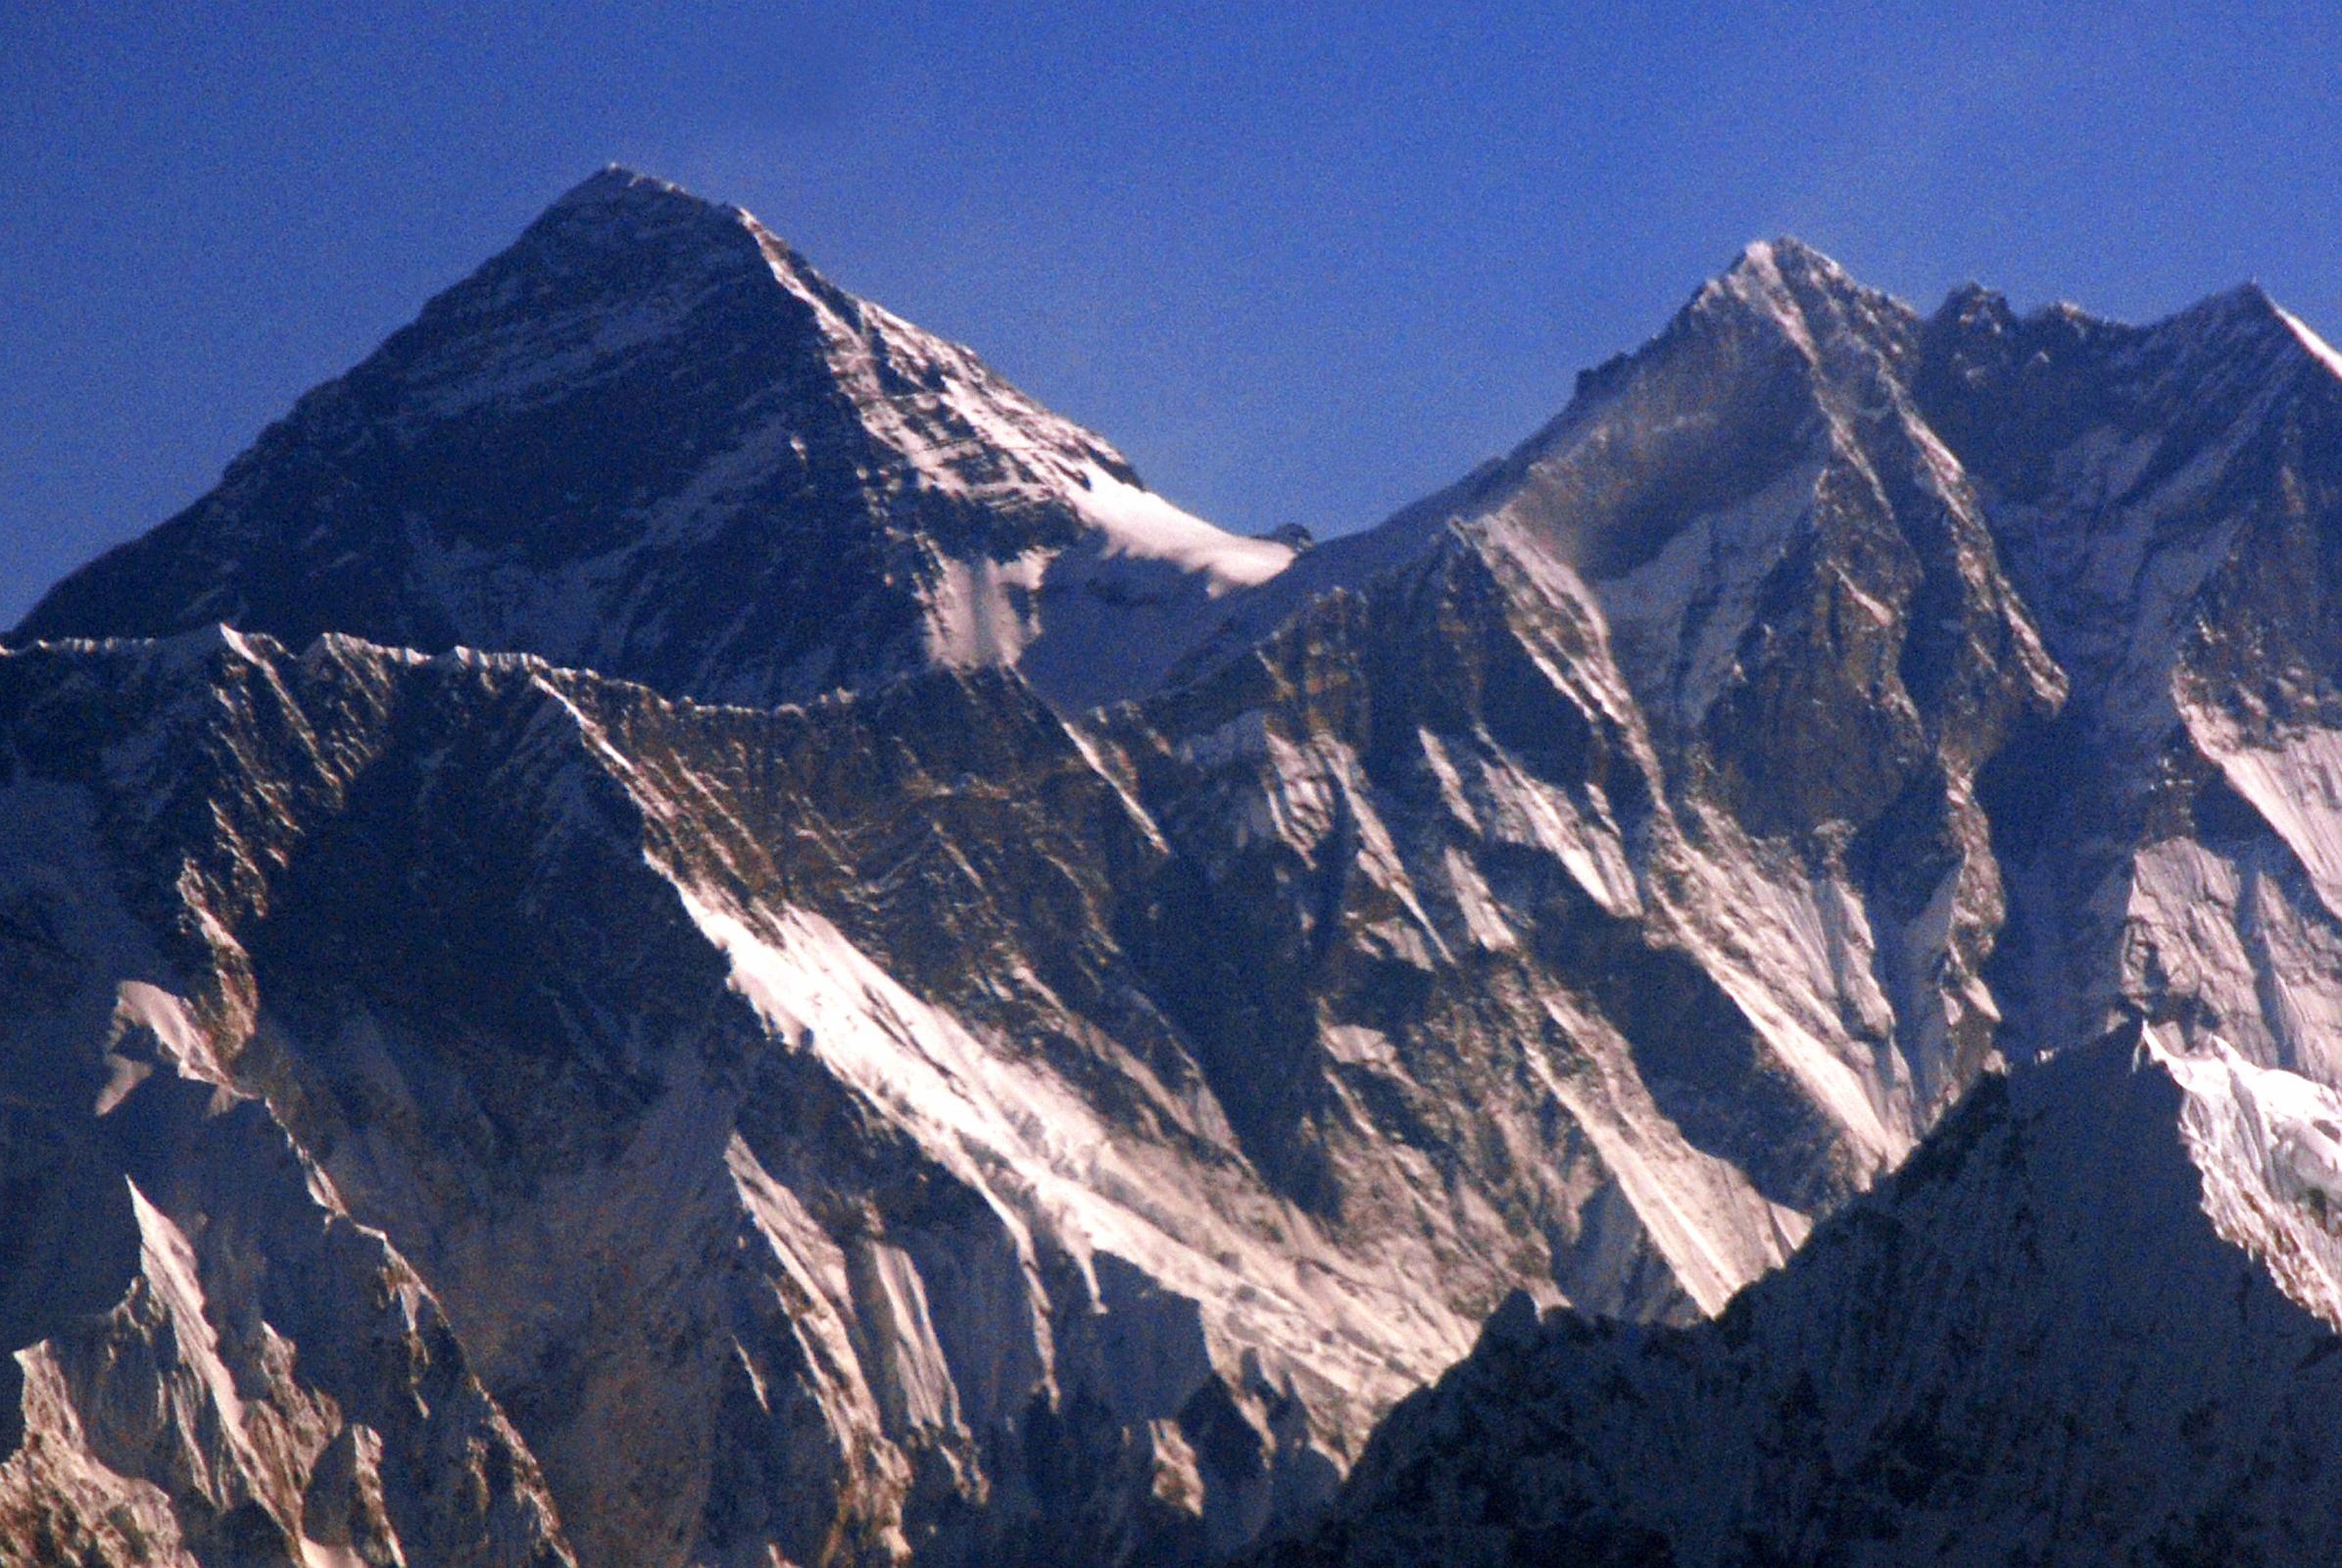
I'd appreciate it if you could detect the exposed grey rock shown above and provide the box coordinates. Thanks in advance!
[12,170,1292,713]
[0,612,1849,1566]
[1258,1029,2342,1567]
[1240,249,2342,1566]
[14,186,2342,1567]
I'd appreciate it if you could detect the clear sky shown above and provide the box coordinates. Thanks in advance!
[7,1,2340,622]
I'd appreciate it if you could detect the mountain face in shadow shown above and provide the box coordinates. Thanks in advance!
[14,181,2342,1565]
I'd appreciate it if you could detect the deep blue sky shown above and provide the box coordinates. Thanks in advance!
[7,2,2340,622]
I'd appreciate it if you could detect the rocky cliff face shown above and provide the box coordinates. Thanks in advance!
[13,178,2342,1566]
[1261,1029,2342,1568]
[1250,252,2342,1564]
[0,584,1915,1564]
[13,170,1292,713]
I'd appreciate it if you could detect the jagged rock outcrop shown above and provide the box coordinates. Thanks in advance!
[1166,238,2076,1244]
[0,587,1924,1565]
[0,690,573,1566]
[15,176,2342,1566]
[12,170,1292,712]
[1259,1029,2342,1567]
[1238,249,2342,1566]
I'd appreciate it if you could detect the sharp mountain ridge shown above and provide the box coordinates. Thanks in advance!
[15,167,1293,714]
[11,174,2342,1566]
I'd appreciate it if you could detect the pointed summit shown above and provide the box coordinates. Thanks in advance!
[2156,277,2342,381]
[1724,233,1852,284]
[1683,234,1912,361]
[12,170,1292,711]
[546,163,703,212]
[1703,236,1870,313]
[469,163,776,309]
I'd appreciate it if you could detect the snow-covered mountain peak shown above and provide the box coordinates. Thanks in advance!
[2151,1029,2342,1331]
[547,162,701,212]
[2134,279,2342,407]
[26,183,2342,1568]
[1920,273,2339,411]
[480,160,777,309]
[12,169,1293,711]
[1682,234,1917,369]
[2141,278,2318,373]
[1264,1029,2342,1567]
[1716,234,1857,296]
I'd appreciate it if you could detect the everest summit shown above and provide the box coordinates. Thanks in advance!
[15,168,1293,713]
[11,174,2342,1567]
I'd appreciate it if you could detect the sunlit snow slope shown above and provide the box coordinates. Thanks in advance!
[13,186,2342,1567]
[1265,1030,2342,1567]
[13,169,1292,712]
[1246,244,2342,1566]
